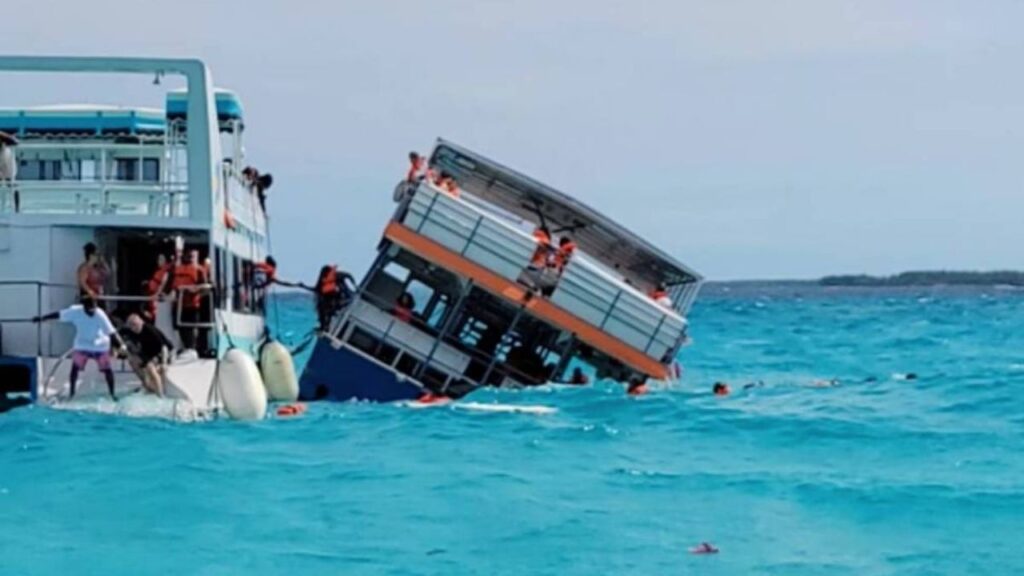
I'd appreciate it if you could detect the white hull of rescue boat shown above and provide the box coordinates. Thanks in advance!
[36,354,220,419]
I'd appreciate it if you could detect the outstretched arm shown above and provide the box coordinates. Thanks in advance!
[31,311,60,323]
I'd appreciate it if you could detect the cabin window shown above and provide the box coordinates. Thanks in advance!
[115,158,138,181]
[18,160,62,181]
[80,160,97,181]
[404,279,434,316]
[382,261,411,283]
[142,159,160,182]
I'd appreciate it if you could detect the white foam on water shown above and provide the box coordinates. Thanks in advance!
[455,402,557,415]
[47,393,206,422]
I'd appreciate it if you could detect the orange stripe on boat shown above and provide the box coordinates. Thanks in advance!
[384,221,669,380]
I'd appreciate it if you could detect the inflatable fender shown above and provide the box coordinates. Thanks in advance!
[217,349,267,420]
[260,341,299,402]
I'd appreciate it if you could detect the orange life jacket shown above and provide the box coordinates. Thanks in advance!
[650,289,669,301]
[172,263,205,309]
[554,241,577,270]
[319,267,338,296]
[530,230,552,268]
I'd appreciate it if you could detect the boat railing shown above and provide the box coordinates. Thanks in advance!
[0,180,189,217]
[398,182,689,362]
[0,280,78,357]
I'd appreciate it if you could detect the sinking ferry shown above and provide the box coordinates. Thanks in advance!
[299,140,703,402]
[0,56,290,419]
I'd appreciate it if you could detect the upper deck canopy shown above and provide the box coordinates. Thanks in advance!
[428,139,702,287]
[0,105,166,136]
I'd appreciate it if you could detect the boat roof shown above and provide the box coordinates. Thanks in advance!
[166,88,242,121]
[0,105,166,135]
[429,139,702,286]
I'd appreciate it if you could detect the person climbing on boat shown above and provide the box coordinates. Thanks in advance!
[32,297,128,401]
[170,249,209,354]
[119,313,173,396]
[520,226,557,298]
[77,242,110,304]
[311,264,355,332]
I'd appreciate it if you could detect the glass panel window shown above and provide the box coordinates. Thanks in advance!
[142,158,160,182]
[115,158,138,181]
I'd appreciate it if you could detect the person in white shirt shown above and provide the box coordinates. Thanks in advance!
[33,297,128,400]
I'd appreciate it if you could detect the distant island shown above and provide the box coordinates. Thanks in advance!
[820,271,1024,287]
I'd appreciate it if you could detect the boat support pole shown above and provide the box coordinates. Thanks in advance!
[416,278,474,383]
[478,303,527,389]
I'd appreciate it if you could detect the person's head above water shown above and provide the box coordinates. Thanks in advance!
[713,382,730,396]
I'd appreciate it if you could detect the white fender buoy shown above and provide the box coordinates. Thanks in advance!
[260,341,299,402]
[217,349,267,421]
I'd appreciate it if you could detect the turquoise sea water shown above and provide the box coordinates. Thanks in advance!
[1,284,1022,575]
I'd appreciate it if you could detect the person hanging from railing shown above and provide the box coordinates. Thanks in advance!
[309,264,356,333]
[32,297,129,401]
[518,226,556,299]
[77,242,110,306]
[553,236,577,274]
[170,249,210,355]
[119,313,174,397]
[242,166,273,214]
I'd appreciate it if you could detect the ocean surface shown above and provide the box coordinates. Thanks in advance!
[1,284,1022,575]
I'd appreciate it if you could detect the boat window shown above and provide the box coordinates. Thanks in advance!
[80,159,97,181]
[382,261,410,283]
[395,353,421,377]
[17,159,61,181]
[404,279,434,316]
[115,158,138,181]
[142,158,160,182]
[425,293,450,329]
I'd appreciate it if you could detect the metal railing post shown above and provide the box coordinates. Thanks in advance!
[599,290,623,330]
[416,190,441,233]
[35,282,42,357]
[643,314,668,354]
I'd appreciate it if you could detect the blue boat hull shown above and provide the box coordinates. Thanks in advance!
[298,338,423,403]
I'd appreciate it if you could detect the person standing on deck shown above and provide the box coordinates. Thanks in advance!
[32,297,128,401]
[170,250,209,354]
[143,253,173,323]
[77,242,110,303]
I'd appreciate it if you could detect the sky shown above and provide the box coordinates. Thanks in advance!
[2,0,1022,281]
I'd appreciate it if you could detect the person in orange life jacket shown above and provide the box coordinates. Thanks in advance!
[650,282,673,308]
[311,264,355,332]
[77,242,110,305]
[554,236,577,273]
[143,253,173,323]
[393,292,415,323]
[170,250,209,353]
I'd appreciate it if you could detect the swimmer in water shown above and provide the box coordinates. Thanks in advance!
[689,542,719,555]
[808,378,840,388]
[742,380,765,390]
[712,382,730,396]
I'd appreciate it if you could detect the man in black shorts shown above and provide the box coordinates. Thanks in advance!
[120,313,175,396]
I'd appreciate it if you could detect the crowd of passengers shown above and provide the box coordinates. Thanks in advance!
[401,152,676,309]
